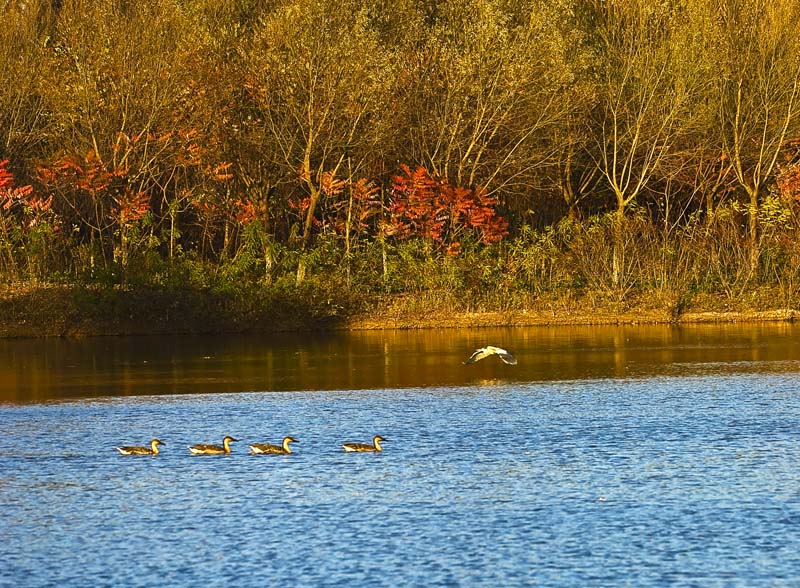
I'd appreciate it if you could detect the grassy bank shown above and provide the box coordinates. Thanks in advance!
[1,281,796,339]
[0,282,354,338]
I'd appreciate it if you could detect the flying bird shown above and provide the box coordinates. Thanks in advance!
[464,346,517,365]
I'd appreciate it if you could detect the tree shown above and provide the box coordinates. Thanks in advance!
[243,0,394,284]
[39,0,213,267]
[585,0,693,289]
[397,0,577,207]
[709,0,800,274]
[0,1,53,161]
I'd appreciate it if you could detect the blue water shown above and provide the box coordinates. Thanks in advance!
[3,374,800,587]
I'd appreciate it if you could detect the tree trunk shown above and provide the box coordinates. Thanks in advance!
[748,187,759,275]
[612,202,625,290]
[169,207,176,261]
[295,185,320,286]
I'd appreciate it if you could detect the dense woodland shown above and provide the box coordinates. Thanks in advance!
[2,0,800,324]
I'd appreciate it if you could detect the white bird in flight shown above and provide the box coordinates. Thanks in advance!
[464,346,518,365]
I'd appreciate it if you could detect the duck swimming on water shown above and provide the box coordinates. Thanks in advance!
[464,346,517,365]
[116,438,163,455]
[249,436,298,455]
[342,435,386,453]
[189,435,238,455]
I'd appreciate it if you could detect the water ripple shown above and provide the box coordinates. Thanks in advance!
[3,375,800,586]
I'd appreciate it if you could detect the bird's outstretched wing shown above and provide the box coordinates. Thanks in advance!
[496,351,518,365]
[464,346,517,365]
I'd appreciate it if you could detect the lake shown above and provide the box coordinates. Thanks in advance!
[2,324,800,587]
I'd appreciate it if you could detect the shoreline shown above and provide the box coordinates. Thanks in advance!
[346,309,798,330]
[0,284,797,338]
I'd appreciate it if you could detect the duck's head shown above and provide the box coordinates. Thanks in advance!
[223,436,238,443]
[151,439,164,446]
[373,435,387,443]
[284,436,298,444]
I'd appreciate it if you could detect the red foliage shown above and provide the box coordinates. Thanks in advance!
[230,197,267,225]
[327,178,381,236]
[0,159,34,203]
[38,150,127,196]
[319,171,347,197]
[208,162,234,182]
[0,160,14,191]
[37,150,134,236]
[1,159,56,229]
[777,162,800,201]
[115,189,150,225]
[190,192,217,218]
[388,164,508,253]
[288,195,311,217]
[288,172,382,238]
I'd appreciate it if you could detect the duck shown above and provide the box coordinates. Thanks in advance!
[342,435,386,453]
[188,435,238,455]
[116,438,163,455]
[249,436,298,455]
[464,345,517,365]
